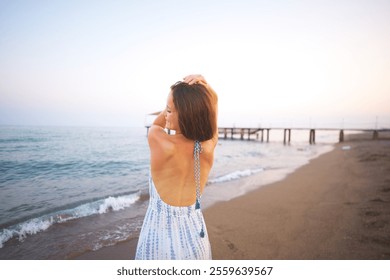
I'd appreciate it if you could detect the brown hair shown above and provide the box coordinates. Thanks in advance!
[170,82,216,142]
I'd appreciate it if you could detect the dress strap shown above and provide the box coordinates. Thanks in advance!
[194,140,204,238]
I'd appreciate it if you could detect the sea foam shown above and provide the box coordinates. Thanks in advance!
[0,192,140,249]
[208,168,264,184]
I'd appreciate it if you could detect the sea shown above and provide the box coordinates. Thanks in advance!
[0,125,339,259]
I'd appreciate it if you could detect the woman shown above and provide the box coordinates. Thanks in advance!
[135,74,218,260]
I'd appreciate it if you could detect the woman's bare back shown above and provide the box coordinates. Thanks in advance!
[149,130,215,207]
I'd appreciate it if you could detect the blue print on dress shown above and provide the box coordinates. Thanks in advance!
[135,178,211,260]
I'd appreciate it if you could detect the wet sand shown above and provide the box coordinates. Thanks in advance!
[75,137,390,260]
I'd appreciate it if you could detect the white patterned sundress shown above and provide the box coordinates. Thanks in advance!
[135,141,211,260]
[134,177,211,260]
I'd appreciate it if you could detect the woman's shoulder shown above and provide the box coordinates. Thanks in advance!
[148,125,216,155]
[148,126,175,153]
[200,139,217,159]
[148,126,192,155]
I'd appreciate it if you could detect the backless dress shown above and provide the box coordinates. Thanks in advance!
[135,140,211,260]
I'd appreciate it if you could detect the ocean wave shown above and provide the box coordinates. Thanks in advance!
[0,137,47,144]
[98,195,140,214]
[0,192,140,249]
[208,168,264,184]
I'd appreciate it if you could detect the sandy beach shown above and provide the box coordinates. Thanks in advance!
[75,136,390,260]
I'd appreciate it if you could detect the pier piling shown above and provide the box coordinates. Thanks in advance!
[339,130,344,142]
[309,129,316,144]
[283,129,291,144]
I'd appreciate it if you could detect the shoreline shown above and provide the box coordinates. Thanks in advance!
[74,138,390,260]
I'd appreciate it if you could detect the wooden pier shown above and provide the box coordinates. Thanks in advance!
[217,127,389,144]
[145,124,389,144]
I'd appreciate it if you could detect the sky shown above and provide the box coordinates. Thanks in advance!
[0,0,389,128]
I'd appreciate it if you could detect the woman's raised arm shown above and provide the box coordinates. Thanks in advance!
[152,110,166,128]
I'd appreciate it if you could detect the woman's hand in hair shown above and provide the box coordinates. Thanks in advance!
[183,75,208,87]
[184,74,218,103]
